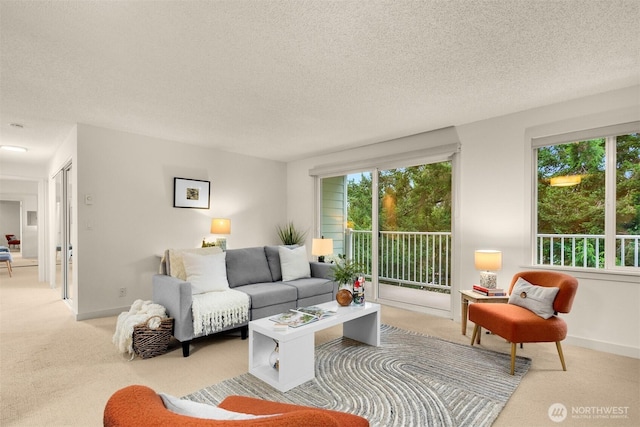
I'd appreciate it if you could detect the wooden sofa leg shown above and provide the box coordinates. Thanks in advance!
[182,341,191,357]
[556,341,567,371]
[510,343,517,375]
[241,325,248,340]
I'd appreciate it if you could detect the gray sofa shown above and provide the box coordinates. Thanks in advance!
[152,245,337,357]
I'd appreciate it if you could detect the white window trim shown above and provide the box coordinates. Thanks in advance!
[528,121,640,275]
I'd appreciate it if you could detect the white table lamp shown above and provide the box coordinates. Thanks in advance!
[474,250,502,289]
[312,237,333,263]
[211,218,231,251]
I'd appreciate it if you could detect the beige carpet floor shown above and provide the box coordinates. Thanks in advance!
[1,266,638,426]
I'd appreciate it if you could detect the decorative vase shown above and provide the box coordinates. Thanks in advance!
[268,339,279,370]
[353,275,365,305]
[336,283,353,306]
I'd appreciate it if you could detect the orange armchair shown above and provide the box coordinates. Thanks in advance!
[104,385,369,427]
[469,270,578,375]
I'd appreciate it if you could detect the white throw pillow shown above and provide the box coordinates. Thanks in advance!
[182,251,229,294]
[279,245,311,281]
[508,277,560,319]
[159,393,274,420]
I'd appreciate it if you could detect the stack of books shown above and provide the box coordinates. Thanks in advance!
[472,284,507,296]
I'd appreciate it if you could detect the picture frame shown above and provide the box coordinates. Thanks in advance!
[173,177,210,209]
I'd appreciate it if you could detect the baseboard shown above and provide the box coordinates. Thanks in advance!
[565,335,640,359]
[76,306,129,321]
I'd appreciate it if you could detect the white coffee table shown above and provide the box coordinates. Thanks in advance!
[248,301,380,392]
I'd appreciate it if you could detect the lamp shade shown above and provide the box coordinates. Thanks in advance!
[210,218,231,234]
[474,250,502,271]
[312,238,333,256]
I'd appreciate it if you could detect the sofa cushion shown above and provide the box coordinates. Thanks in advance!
[182,251,229,294]
[283,277,334,299]
[279,245,311,281]
[226,247,273,287]
[265,245,283,281]
[165,247,223,281]
[238,283,298,309]
[265,245,300,281]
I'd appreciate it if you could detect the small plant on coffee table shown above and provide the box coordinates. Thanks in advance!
[331,254,364,306]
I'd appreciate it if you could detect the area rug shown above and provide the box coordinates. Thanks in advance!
[185,325,531,427]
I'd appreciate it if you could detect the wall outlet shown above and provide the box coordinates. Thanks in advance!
[118,287,127,297]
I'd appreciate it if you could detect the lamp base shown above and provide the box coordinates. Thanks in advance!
[318,256,325,263]
[479,271,497,289]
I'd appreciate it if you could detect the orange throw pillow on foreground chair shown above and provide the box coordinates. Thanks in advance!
[469,270,578,375]
[104,384,369,427]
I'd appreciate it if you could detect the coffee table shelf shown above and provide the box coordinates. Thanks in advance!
[248,301,380,392]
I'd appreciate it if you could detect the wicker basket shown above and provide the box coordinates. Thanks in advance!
[132,316,174,359]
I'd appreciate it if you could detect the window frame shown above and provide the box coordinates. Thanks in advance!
[530,122,639,273]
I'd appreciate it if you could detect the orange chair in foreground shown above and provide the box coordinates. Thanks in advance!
[104,385,369,426]
[469,270,578,375]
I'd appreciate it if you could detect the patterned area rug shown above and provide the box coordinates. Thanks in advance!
[185,325,531,427]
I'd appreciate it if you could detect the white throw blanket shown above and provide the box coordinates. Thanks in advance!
[113,299,167,357]
[192,289,250,336]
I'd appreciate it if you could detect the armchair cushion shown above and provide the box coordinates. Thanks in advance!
[508,277,559,319]
[159,393,274,420]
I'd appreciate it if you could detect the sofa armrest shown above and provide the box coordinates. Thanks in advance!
[152,274,194,342]
[310,261,333,280]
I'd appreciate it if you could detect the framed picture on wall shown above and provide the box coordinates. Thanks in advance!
[173,177,210,209]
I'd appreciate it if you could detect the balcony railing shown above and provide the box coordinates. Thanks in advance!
[537,234,640,268]
[346,229,452,291]
[345,230,639,290]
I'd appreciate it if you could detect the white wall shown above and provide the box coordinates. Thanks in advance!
[287,86,640,358]
[71,124,287,319]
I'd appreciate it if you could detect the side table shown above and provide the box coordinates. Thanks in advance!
[459,289,508,336]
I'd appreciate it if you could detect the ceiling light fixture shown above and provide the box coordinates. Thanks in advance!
[0,145,28,153]
[550,175,582,187]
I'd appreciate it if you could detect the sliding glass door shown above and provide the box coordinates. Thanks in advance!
[319,160,452,313]
[376,163,452,311]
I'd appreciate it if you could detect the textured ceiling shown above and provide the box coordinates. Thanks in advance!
[1,0,638,167]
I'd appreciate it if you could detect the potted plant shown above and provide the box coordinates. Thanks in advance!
[330,254,365,306]
[276,222,308,245]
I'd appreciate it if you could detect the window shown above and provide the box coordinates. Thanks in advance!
[534,126,639,270]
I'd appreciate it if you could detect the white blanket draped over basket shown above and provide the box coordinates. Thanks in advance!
[113,299,167,356]
[192,289,250,336]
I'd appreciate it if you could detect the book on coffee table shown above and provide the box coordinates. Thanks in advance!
[269,306,337,328]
